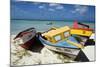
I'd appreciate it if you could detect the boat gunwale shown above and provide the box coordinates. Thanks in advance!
[71,28,93,31]
[39,36,81,50]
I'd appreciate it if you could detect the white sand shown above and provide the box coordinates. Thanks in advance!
[11,35,73,66]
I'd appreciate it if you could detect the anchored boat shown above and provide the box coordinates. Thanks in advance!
[46,22,53,25]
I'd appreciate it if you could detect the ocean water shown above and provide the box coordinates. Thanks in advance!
[11,20,95,35]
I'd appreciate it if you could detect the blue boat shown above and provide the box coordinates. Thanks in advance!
[39,26,84,56]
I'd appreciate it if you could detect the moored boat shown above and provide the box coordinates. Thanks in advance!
[46,22,53,25]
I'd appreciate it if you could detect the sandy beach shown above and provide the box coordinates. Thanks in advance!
[11,35,74,66]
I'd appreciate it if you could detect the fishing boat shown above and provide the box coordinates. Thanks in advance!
[14,28,36,49]
[39,26,84,56]
[13,28,44,52]
[46,22,53,25]
[70,21,93,37]
[13,21,95,61]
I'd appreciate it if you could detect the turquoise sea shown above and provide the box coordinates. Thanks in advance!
[11,20,95,35]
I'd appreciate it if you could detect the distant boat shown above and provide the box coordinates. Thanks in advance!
[46,22,53,25]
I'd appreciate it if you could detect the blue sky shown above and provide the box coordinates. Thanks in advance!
[11,0,95,22]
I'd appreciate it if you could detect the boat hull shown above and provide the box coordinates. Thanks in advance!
[19,36,35,50]
[39,36,80,57]
[19,35,44,52]
[14,28,44,52]
[45,44,80,56]
[70,28,92,37]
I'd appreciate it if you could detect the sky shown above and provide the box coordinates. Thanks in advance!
[11,0,95,22]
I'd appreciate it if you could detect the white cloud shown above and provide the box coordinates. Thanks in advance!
[56,6,64,9]
[38,5,44,9]
[33,2,41,5]
[49,3,64,10]
[49,3,59,7]
[72,5,88,15]
[48,8,55,11]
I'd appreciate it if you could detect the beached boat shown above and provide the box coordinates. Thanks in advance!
[13,27,44,52]
[39,26,84,56]
[13,21,95,61]
[14,28,37,49]
[70,21,93,37]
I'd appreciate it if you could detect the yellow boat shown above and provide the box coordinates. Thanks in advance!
[70,21,93,37]
[39,26,84,56]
